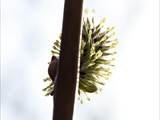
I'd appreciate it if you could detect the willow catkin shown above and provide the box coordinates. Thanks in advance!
[43,12,118,102]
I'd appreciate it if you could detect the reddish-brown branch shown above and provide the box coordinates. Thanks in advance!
[52,0,83,120]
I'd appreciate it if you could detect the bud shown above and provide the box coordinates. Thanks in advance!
[48,56,58,82]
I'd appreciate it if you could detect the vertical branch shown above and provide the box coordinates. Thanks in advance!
[53,0,83,120]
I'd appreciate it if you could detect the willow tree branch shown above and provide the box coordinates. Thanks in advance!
[53,0,83,120]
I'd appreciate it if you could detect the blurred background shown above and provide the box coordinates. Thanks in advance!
[1,0,159,120]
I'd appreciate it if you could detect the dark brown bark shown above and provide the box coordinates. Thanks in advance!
[53,0,83,120]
